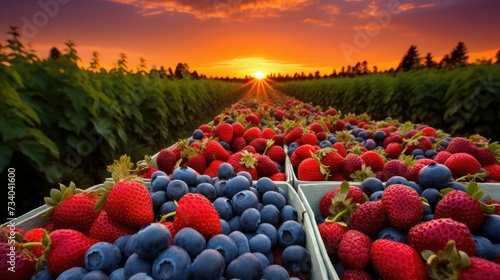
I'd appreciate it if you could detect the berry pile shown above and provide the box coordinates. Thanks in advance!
[312,172,500,279]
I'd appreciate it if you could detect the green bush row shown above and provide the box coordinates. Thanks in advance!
[274,65,500,141]
[0,42,244,215]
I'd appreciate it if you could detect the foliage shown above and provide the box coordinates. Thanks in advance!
[274,65,500,141]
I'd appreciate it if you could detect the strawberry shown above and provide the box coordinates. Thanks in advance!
[294,144,318,160]
[269,172,287,181]
[408,218,475,256]
[360,151,385,172]
[342,153,365,178]
[297,157,328,181]
[319,184,366,218]
[434,150,452,164]
[433,182,494,231]
[171,193,221,240]
[381,184,423,230]
[215,122,234,142]
[136,155,158,179]
[382,134,403,149]
[444,153,481,178]
[371,239,428,280]
[300,133,318,146]
[156,148,178,175]
[267,145,286,163]
[416,158,435,165]
[202,139,230,163]
[249,137,268,153]
[324,108,338,116]
[231,122,246,138]
[421,126,437,137]
[284,126,303,145]
[404,163,425,183]
[256,154,280,178]
[88,211,137,243]
[485,200,500,215]
[459,256,500,279]
[339,270,372,280]
[350,200,389,237]
[309,122,325,133]
[39,229,98,276]
[0,242,36,280]
[385,142,403,159]
[447,137,479,157]
[317,147,344,173]
[334,119,346,132]
[245,113,260,125]
[204,159,224,178]
[243,127,262,143]
[184,153,207,174]
[226,150,259,180]
[261,127,276,139]
[333,142,347,157]
[404,133,434,155]
[24,228,46,258]
[338,230,372,270]
[477,147,496,166]
[382,159,407,181]
[272,134,285,147]
[484,164,500,182]
[230,136,247,152]
[318,221,348,259]
[199,124,212,133]
[43,182,100,234]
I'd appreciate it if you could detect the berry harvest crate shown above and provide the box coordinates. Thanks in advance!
[297,182,500,280]
[3,181,328,280]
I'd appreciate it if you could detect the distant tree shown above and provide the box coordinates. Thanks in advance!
[174,62,189,79]
[117,53,128,70]
[50,47,60,60]
[307,73,313,79]
[372,65,378,73]
[353,62,361,75]
[330,69,337,77]
[398,45,421,71]
[314,71,321,78]
[361,61,368,74]
[438,54,451,69]
[158,66,167,78]
[449,41,468,68]
[191,70,199,80]
[424,53,437,69]
[137,57,147,73]
[88,51,100,70]
[167,67,174,78]
[495,49,500,64]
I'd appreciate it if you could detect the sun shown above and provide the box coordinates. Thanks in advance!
[253,71,265,80]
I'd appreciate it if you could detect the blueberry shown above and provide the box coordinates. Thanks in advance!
[445,182,467,192]
[360,178,384,196]
[229,231,250,256]
[407,181,423,195]
[240,208,261,232]
[279,205,297,223]
[418,163,452,190]
[236,171,254,184]
[173,227,206,260]
[85,242,122,274]
[228,216,241,232]
[217,163,235,180]
[113,234,131,258]
[166,179,189,201]
[362,139,376,150]
[232,190,259,215]
[109,268,125,280]
[172,166,198,187]
[159,201,177,219]
[370,190,384,201]
[151,175,170,192]
[195,182,217,201]
[477,215,500,244]
[226,253,263,280]
[260,204,280,227]
[192,129,204,140]
[421,188,442,210]
[385,176,410,187]
[256,223,278,247]
[221,219,231,235]
[415,155,425,160]
[30,266,55,280]
[151,171,168,184]
[249,234,272,255]
[56,267,88,280]
[328,135,339,144]
[152,246,191,280]
[196,174,214,185]
[207,234,238,266]
[125,234,139,258]
[134,223,171,260]
[333,262,347,277]
[82,270,109,280]
[190,249,225,280]
[423,214,434,221]
[253,252,270,271]
[255,177,278,196]
[213,197,233,221]
[373,131,386,143]
[424,149,438,158]
[249,186,261,202]
[226,175,251,199]
[262,264,289,280]
[128,272,153,280]
[473,234,497,261]
[282,245,311,274]
[315,214,325,225]
[262,191,286,210]
[278,220,305,247]
[288,142,299,150]
[412,149,424,156]
[151,191,168,213]
[213,179,228,197]
[319,140,332,148]
[377,226,407,243]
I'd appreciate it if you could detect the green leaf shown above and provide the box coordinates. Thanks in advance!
[27,128,59,158]
[18,140,47,169]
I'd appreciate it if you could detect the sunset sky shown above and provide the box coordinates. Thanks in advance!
[1,0,499,77]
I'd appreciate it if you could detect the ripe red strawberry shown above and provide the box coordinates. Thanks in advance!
[371,239,428,280]
[416,158,435,166]
[434,150,452,164]
[261,127,276,139]
[319,149,344,173]
[342,154,365,178]
[267,145,286,163]
[184,153,207,174]
[459,256,500,279]
[382,134,403,149]
[484,164,500,182]
[338,230,372,270]
[360,151,385,172]
[243,127,262,143]
[256,155,280,178]
[0,242,36,280]
[333,142,347,157]
[444,152,481,178]
[272,134,285,147]
[319,184,367,218]
[156,148,177,175]
[309,122,325,133]
[40,229,98,276]
[404,163,425,183]
[382,159,407,181]
[381,184,423,230]
[385,142,403,159]
[0,227,24,243]
[351,200,389,237]
[249,137,268,153]
[269,172,287,181]
[477,147,496,166]
[204,159,224,178]
[433,183,494,231]
[215,122,234,142]
[284,126,303,145]
[230,136,247,152]
[226,150,259,180]
[245,113,260,125]
[324,108,338,116]
[202,139,230,163]
[173,193,221,240]
[421,126,437,137]
[199,124,212,133]
[447,137,479,157]
[231,122,245,138]
[408,218,475,256]
[404,134,434,154]
[44,182,100,234]
[88,211,136,243]
[300,133,318,146]
[294,144,318,160]
[339,270,372,280]
[136,155,158,179]
[297,157,327,181]
[318,221,348,259]
[485,200,500,215]
[24,228,46,258]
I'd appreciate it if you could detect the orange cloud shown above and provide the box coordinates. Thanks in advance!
[103,0,312,20]
[322,4,340,15]
[302,18,334,27]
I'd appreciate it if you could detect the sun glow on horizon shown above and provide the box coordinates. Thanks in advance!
[253,71,265,79]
